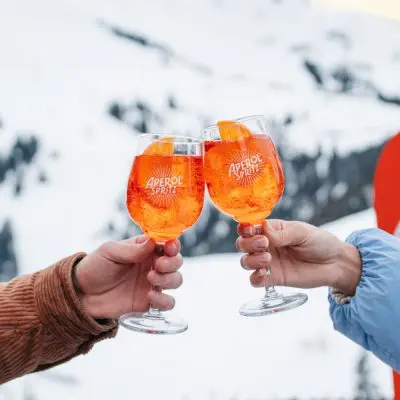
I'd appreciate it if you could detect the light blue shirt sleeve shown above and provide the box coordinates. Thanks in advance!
[329,228,400,371]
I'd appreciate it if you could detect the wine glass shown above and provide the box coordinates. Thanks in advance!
[119,134,205,334]
[203,115,308,316]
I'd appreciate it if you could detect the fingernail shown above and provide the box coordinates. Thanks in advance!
[254,236,268,250]
[243,226,254,236]
[170,241,178,253]
[241,256,249,270]
[152,276,160,286]
[136,235,150,245]
[265,220,274,232]
[258,269,266,277]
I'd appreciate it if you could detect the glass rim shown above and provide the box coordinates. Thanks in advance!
[139,133,202,144]
[203,114,265,131]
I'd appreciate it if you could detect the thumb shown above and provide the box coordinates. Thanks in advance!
[101,236,156,263]
[125,235,156,263]
[264,220,310,248]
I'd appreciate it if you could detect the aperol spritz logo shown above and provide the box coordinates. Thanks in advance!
[145,165,183,207]
[227,151,264,186]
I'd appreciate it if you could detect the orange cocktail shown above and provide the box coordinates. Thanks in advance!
[205,134,284,224]
[127,154,204,243]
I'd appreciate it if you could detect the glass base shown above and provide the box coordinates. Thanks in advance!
[119,311,188,335]
[239,292,308,317]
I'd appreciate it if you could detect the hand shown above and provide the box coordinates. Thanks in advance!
[73,236,183,319]
[236,220,361,296]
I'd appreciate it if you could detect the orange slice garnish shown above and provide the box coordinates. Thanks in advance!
[143,137,174,156]
[217,120,252,141]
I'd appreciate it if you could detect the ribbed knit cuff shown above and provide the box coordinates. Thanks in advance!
[330,288,352,304]
[34,253,118,348]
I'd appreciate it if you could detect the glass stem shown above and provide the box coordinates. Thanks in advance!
[253,224,280,299]
[147,243,164,318]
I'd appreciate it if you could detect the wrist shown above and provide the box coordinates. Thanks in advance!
[333,242,362,296]
[72,263,85,302]
[72,262,110,323]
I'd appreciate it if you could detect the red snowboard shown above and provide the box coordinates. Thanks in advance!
[373,132,400,399]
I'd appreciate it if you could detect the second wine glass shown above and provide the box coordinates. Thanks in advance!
[203,115,308,316]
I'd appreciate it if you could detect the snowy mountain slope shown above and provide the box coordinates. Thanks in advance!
[1,0,399,253]
[2,209,393,400]
[1,0,399,151]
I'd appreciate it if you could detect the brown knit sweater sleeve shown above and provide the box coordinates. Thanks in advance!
[0,253,118,384]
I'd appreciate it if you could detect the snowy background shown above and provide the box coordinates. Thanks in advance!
[1,0,399,398]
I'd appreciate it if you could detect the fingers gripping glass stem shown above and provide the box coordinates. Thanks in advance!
[119,241,188,334]
[239,223,308,317]
[252,224,280,299]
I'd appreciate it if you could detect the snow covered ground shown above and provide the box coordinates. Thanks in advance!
[2,209,393,400]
